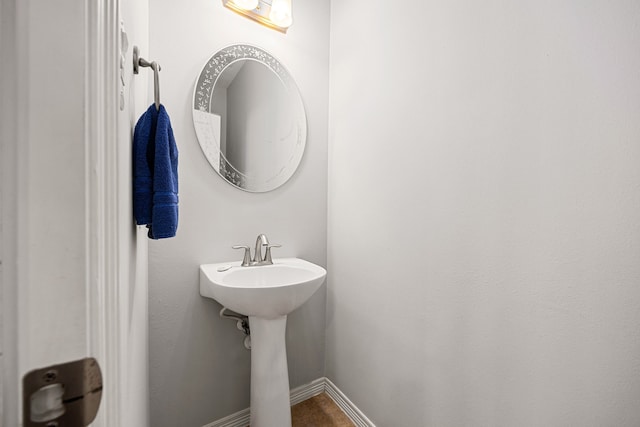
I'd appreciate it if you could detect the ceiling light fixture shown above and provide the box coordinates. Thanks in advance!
[222,0,293,33]
[232,0,259,10]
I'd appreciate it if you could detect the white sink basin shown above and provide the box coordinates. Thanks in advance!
[200,257,326,319]
[200,257,327,426]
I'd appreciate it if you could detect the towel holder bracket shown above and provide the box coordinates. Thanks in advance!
[133,45,161,110]
[133,45,162,74]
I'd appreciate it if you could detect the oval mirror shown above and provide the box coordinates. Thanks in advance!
[193,44,307,192]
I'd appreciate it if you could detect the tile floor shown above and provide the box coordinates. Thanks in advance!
[291,393,355,427]
[247,393,355,427]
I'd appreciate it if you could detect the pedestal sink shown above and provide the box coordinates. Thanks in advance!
[199,257,326,427]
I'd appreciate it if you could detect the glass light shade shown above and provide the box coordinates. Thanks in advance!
[232,0,259,10]
[269,0,292,28]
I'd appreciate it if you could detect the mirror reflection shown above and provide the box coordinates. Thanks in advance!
[193,45,307,192]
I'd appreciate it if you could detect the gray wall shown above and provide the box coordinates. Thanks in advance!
[226,61,290,178]
[148,1,330,425]
[327,1,640,426]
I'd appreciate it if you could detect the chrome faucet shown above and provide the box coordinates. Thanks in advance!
[232,234,281,267]
[253,234,269,264]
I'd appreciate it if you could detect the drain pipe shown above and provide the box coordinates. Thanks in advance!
[219,307,251,350]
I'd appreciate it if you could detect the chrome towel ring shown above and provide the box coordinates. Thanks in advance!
[133,46,161,110]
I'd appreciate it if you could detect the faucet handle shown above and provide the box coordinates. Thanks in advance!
[232,245,251,266]
[264,244,281,264]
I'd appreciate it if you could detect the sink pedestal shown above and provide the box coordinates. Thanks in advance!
[249,315,291,427]
[199,258,327,426]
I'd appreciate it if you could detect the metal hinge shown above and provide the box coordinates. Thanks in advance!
[23,357,102,427]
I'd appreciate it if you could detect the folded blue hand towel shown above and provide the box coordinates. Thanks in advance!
[149,105,179,239]
[132,104,179,239]
[133,104,158,225]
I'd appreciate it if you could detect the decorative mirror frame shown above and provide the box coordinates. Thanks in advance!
[193,44,307,192]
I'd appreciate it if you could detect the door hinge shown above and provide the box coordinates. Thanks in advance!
[23,357,102,427]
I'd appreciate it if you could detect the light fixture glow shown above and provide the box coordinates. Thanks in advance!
[222,0,292,33]
[269,0,292,28]
[232,0,258,10]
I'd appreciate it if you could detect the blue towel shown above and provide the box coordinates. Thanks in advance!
[133,104,179,239]
[133,105,157,225]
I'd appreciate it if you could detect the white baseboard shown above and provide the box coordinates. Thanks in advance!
[202,408,250,427]
[289,377,326,406]
[202,377,374,427]
[324,377,375,427]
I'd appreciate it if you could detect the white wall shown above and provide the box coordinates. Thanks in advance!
[327,1,640,426]
[147,1,330,425]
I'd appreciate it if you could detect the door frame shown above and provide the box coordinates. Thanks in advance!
[1,0,126,425]
[86,0,124,425]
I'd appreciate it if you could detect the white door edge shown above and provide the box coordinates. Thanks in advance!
[1,0,126,425]
[1,0,27,425]
[86,0,124,425]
